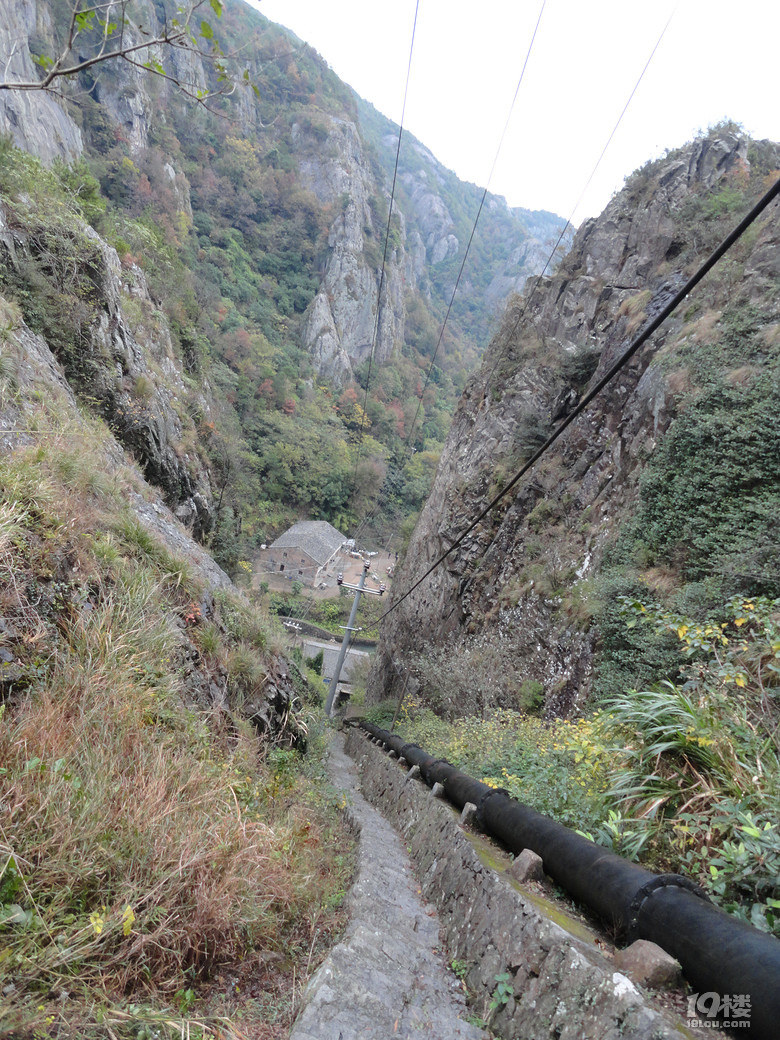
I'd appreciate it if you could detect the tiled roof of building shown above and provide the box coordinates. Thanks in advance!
[269,521,347,566]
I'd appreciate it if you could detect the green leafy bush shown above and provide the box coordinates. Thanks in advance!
[595,595,780,934]
[635,374,780,594]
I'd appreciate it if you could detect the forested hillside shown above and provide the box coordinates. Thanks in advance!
[0,0,567,570]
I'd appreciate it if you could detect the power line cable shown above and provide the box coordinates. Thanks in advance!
[481,3,678,398]
[353,2,672,560]
[377,170,780,623]
[351,0,421,495]
[364,2,674,569]
[369,1,673,552]
[349,1,547,547]
[399,0,548,472]
[350,463,405,540]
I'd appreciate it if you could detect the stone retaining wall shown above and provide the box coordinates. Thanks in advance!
[346,728,692,1040]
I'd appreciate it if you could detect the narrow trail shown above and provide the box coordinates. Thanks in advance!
[290,731,487,1040]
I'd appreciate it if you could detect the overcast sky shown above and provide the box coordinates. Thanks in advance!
[247,1,779,225]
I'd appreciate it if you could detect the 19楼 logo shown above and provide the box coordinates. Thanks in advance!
[687,992,751,1028]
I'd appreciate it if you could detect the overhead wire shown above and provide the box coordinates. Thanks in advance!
[319,0,423,688]
[349,462,405,547]
[354,0,669,554]
[354,1,672,555]
[362,0,675,572]
[350,0,548,549]
[376,170,780,623]
[350,0,421,495]
[481,3,678,398]
[398,0,548,472]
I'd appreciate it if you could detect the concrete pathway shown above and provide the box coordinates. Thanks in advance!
[300,638,371,683]
[290,731,487,1040]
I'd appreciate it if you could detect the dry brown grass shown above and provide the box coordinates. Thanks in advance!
[725,364,760,386]
[639,565,681,597]
[0,432,355,1038]
[664,366,693,397]
[0,583,299,994]
[618,289,652,335]
[689,308,722,342]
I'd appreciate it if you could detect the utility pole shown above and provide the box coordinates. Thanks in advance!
[324,559,385,717]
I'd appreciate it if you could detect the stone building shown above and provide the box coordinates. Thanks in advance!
[262,521,349,587]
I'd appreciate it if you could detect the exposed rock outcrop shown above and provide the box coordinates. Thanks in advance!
[401,161,459,262]
[294,96,569,384]
[0,199,216,537]
[370,132,780,716]
[0,0,83,161]
[296,114,405,384]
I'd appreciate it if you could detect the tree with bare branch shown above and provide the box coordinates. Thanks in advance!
[0,0,252,104]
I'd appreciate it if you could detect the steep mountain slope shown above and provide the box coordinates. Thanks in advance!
[0,0,567,561]
[356,97,568,358]
[0,161,357,1037]
[0,142,220,534]
[370,128,780,718]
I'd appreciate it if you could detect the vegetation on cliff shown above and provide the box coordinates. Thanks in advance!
[371,128,780,938]
[0,411,353,1038]
[0,129,441,569]
[14,0,551,564]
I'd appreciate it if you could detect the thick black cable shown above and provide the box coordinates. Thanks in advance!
[378,171,780,622]
[351,0,421,496]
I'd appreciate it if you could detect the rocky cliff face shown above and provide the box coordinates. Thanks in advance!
[1,0,566,398]
[295,114,406,382]
[0,286,310,742]
[295,102,566,385]
[0,0,83,161]
[357,100,571,362]
[0,187,217,536]
[0,0,223,533]
[370,131,780,718]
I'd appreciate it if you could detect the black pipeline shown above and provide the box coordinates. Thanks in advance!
[359,720,780,1040]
